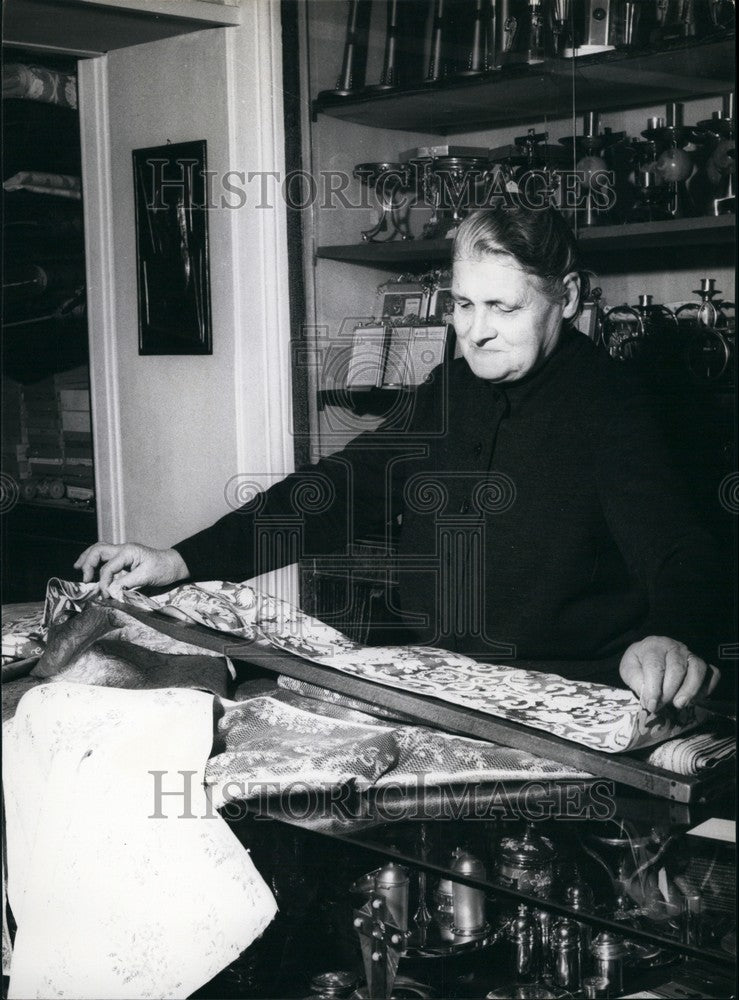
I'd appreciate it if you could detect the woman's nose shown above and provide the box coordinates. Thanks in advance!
[469,309,495,344]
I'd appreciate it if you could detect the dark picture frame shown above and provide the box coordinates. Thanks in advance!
[427,271,454,324]
[132,140,212,355]
[376,280,429,322]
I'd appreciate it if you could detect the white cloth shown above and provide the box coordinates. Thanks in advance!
[3,682,277,999]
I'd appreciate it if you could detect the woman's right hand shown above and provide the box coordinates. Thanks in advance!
[74,542,189,597]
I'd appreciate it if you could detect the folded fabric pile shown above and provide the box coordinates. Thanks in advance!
[2,582,228,723]
[3,171,81,200]
[1,602,45,671]
[206,678,591,810]
[646,730,736,775]
[3,63,77,108]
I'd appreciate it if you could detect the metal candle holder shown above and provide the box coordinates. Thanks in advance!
[695,93,736,216]
[652,0,698,43]
[426,0,448,82]
[354,162,413,242]
[370,0,401,91]
[676,278,735,382]
[603,295,678,362]
[641,102,699,219]
[558,111,624,226]
[410,153,492,239]
[334,0,372,96]
[500,0,553,64]
[455,0,502,76]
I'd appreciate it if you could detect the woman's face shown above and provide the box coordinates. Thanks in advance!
[452,251,580,383]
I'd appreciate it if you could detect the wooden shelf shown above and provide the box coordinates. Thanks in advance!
[313,36,735,134]
[317,239,452,268]
[316,216,736,269]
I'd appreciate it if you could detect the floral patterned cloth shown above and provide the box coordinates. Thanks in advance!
[3,583,592,795]
[3,63,77,108]
[205,685,589,809]
[1,603,45,668]
[43,578,707,755]
[3,682,277,999]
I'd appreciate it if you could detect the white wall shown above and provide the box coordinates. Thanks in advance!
[80,7,295,569]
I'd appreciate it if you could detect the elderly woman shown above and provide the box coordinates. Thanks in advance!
[77,206,723,712]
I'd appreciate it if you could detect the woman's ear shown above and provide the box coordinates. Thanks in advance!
[561,271,581,321]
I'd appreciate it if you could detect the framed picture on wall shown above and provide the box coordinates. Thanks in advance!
[132,140,213,355]
[427,271,454,324]
[376,281,428,322]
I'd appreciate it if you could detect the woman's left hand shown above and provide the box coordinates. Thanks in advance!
[619,635,720,713]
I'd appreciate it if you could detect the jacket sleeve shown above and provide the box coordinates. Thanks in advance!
[595,380,729,666]
[172,417,419,584]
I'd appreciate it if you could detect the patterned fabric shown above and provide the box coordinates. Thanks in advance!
[2,584,592,801]
[3,682,277,999]
[208,694,401,800]
[43,577,98,626]
[43,578,708,755]
[3,63,77,108]
[3,172,81,200]
[205,688,590,809]
[1,603,45,668]
[646,731,736,775]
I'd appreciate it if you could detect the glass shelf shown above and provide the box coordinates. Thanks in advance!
[237,788,736,973]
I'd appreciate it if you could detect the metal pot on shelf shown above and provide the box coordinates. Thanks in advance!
[494,822,556,898]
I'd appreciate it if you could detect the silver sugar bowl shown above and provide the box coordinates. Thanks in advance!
[495,823,556,898]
